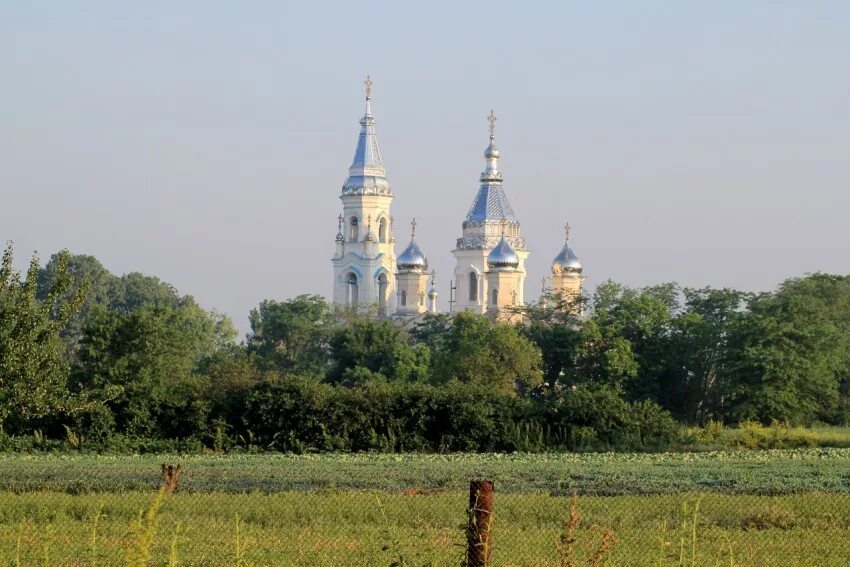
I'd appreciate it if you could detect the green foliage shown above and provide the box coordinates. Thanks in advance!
[74,299,235,438]
[0,245,85,430]
[725,274,850,425]
[430,312,542,395]
[247,295,334,376]
[327,317,430,385]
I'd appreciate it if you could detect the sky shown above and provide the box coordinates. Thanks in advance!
[2,1,849,336]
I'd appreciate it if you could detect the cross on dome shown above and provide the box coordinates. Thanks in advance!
[488,109,497,142]
[364,75,373,99]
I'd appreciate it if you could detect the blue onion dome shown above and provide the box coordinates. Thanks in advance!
[397,239,428,272]
[488,234,520,270]
[552,223,582,274]
[552,244,582,274]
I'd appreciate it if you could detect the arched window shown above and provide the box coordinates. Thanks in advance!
[400,290,407,307]
[491,288,499,306]
[378,217,388,243]
[377,273,388,315]
[349,216,359,242]
[346,273,359,307]
[469,272,478,302]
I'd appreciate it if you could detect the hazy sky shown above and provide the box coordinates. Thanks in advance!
[2,2,848,335]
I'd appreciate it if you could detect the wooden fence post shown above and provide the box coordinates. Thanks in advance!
[467,479,494,567]
[160,463,181,495]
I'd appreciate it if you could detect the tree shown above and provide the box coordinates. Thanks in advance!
[327,318,430,385]
[430,312,542,395]
[518,290,585,385]
[657,287,748,424]
[74,299,236,437]
[725,274,850,424]
[247,295,334,376]
[37,253,119,348]
[0,244,85,431]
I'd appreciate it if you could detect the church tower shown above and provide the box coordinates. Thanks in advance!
[452,111,528,313]
[550,222,584,300]
[332,77,396,315]
[394,218,434,317]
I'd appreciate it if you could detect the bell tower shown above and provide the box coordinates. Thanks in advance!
[452,110,528,313]
[331,77,396,315]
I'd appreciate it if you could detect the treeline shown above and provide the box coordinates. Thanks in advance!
[1,244,848,453]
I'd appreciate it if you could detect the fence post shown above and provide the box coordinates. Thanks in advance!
[467,479,494,567]
[160,463,181,495]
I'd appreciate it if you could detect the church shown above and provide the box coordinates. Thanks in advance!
[331,78,585,323]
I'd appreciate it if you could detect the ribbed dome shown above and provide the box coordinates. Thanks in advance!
[397,239,428,272]
[488,235,520,269]
[552,243,582,274]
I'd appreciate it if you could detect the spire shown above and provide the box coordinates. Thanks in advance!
[342,75,391,197]
[464,109,517,223]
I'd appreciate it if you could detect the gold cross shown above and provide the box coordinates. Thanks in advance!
[364,75,373,99]
[411,217,417,237]
[488,109,497,142]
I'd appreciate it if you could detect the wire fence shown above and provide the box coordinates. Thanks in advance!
[0,463,848,566]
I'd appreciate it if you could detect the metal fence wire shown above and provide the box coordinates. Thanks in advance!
[0,463,848,566]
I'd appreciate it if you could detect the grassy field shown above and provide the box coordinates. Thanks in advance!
[0,450,848,566]
[1,490,848,566]
[1,448,849,494]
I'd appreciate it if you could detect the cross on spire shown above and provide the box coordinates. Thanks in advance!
[488,109,497,142]
[410,217,417,238]
[500,217,508,237]
[364,75,373,99]
[564,222,571,243]
[337,214,344,233]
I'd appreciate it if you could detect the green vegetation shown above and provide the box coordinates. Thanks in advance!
[0,451,846,565]
[0,490,847,566]
[1,450,848,494]
[2,243,850,453]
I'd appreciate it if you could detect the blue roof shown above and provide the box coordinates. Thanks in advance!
[465,184,518,222]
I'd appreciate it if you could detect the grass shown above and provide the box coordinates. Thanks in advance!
[0,448,849,495]
[682,422,850,451]
[0,450,847,565]
[0,490,848,566]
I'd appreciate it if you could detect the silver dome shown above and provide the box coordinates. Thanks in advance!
[552,243,582,274]
[488,235,520,269]
[397,239,428,272]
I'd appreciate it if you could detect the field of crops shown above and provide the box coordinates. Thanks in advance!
[1,448,849,494]
[0,450,848,565]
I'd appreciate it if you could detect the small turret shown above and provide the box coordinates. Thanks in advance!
[550,223,585,302]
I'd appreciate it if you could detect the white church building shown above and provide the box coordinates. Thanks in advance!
[331,78,585,322]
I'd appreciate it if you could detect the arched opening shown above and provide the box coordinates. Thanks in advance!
[346,272,359,307]
[469,272,478,302]
[349,216,359,242]
[378,217,388,243]
[377,273,388,315]
[400,289,407,307]
[491,288,499,306]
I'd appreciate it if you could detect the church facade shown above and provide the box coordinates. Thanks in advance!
[332,78,585,320]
